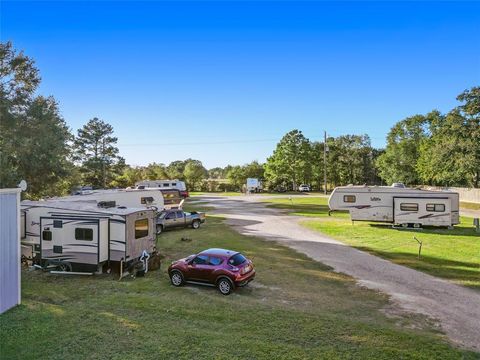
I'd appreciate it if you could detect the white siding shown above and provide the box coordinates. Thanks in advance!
[0,189,21,313]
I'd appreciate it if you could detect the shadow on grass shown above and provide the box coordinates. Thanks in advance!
[369,223,480,237]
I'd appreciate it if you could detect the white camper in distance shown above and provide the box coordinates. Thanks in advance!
[246,178,262,193]
[328,185,459,227]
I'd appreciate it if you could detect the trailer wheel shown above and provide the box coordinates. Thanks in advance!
[57,262,72,272]
[192,220,200,229]
[414,223,421,229]
[401,223,409,228]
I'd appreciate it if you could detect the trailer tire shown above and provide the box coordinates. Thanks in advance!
[56,262,72,272]
[170,270,185,286]
[192,220,200,229]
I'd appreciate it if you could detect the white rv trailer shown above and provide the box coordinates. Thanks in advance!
[51,188,165,210]
[21,200,156,273]
[135,179,189,198]
[328,185,460,227]
[135,179,187,191]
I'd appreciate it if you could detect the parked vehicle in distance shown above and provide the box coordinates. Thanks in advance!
[156,209,206,234]
[246,178,263,193]
[298,184,310,192]
[168,248,255,295]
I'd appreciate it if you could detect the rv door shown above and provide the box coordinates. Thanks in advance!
[40,217,100,266]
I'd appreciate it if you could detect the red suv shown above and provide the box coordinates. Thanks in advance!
[168,248,255,295]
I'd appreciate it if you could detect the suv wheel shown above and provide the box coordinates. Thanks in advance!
[217,278,233,295]
[170,270,184,286]
[192,220,200,229]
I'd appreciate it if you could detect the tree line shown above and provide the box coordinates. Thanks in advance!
[1,42,478,199]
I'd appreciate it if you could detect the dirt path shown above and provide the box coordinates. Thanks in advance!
[197,195,480,352]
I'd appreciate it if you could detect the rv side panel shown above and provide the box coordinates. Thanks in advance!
[393,197,452,227]
[125,211,155,262]
[40,217,100,266]
[109,217,126,261]
[99,218,109,263]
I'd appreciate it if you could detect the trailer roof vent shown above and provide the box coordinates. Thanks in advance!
[98,201,116,208]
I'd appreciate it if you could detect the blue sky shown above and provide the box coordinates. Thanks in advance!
[2,1,479,168]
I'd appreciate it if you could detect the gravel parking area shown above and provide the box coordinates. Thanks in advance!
[200,195,480,352]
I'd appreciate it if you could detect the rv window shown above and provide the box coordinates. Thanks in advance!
[42,230,52,241]
[343,195,356,203]
[163,183,170,187]
[400,203,418,212]
[75,228,93,241]
[426,204,445,212]
[135,219,149,239]
[141,196,154,204]
[53,220,63,228]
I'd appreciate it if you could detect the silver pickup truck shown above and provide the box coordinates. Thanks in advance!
[156,209,206,234]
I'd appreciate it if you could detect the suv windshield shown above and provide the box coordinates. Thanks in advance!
[228,253,247,266]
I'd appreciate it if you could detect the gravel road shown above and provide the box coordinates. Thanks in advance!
[199,195,480,352]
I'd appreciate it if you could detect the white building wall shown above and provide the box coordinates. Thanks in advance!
[0,188,21,314]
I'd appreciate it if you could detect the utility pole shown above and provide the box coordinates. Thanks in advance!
[102,138,106,189]
[323,130,327,195]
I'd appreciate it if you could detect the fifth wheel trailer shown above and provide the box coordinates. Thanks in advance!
[328,185,459,227]
[21,200,156,273]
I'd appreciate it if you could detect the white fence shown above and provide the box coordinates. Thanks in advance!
[424,186,480,204]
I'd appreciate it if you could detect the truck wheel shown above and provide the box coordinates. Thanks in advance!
[192,220,200,229]
[170,270,184,286]
[156,225,163,235]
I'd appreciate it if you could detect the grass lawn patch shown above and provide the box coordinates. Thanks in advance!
[264,197,480,290]
[461,201,480,211]
[1,215,476,359]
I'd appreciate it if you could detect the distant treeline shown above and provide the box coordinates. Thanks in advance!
[1,42,479,198]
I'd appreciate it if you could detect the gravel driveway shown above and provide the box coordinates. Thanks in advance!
[198,195,480,352]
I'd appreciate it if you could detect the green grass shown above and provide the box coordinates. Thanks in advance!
[461,201,480,211]
[1,215,476,359]
[265,197,480,290]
